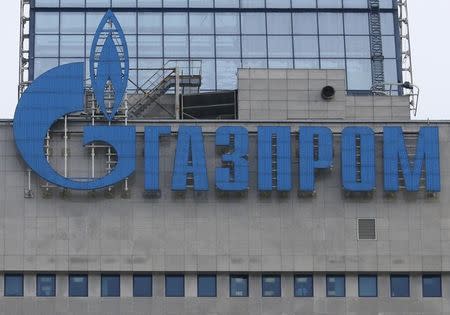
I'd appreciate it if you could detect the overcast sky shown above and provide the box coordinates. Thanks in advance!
[0,0,448,120]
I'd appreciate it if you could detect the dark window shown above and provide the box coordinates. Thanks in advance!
[262,275,281,297]
[37,274,56,297]
[358,275,377,297]
[165,275,184,297]
[326,275,345,297]
[69,275,88,297]
[101,275,120,297]
[230,275,248,297]
[391,275,410,297]
[4,274,23,297]
[294,275,313,297]
[133,275,152,297]
[198,275,217,297]
[423,275,442,297]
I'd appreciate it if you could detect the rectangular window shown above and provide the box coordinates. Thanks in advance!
[267,13,292,35]
[35,12,59,34]
[101,275,120,297]
[133,275,152,297]
[294,275,313,297]
[189,13,214,34]
[37,274,56,297]
[215,13,240,34]
[268,36,293,58]
[69,275,88,297]
[293,13,318,35]
[262,275,281,297]
[198,275,217,297]
[391,275,410,297]
[358,275,377,297]
[241,13,266,34]
[326,275,345,297]
[423,275,442,297]
[164,13,188,34]
[230,275,248,297]
[4,274,24,297]
[165,275,184,297]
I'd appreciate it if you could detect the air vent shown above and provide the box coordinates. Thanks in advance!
[357,218,376,240]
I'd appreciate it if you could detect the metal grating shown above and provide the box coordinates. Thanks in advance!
[368,0,385,91]
[357,218,376,240]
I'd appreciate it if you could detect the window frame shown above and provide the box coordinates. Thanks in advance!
[165,274,185,297]
[4,274,24,297]
[390,274,410,298]
[261,274,282,297]
[229,274,249,297]
[68,274,88,297]
[422,274,442,298]
[101,274,121,297]
[133,274,153,297]
[294,274,314,297]
[36,274,56,297]
[197,274,217,297]
[326,274,346,297]
[358,274,378,297]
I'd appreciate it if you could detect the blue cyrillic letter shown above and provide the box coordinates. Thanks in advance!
[144,126,171,191]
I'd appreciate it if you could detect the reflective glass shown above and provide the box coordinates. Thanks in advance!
[379,0,393,8]
[215,0,239,7]
[217,59,241,90]
[199,59,215,90]
[343,0,368,8]
[241,13,266,34]
[115,12,137,34]
[242,36,267,58]
[267,13,292,35]
[293,13,318,35]
[319,13,343,34]
[4,275,23,297]
[86,12,104,34]
[86,0,110,6]
[69,275,88,297]
[384,59,398,84]
[294,36,319,58]
[34,58,58,77]
[268,36,293,58]
[164,13,188,34]
[138,0,162,7]
[138,13,162,34]
[295,59,319,69]
[35,12,59,34]
[345,36,370,58]
[139,35,163,57]
[190,36,215,57]
[321,59,345,69]
[60,35,85,57]
[243,59,267,68]
[326,275,345,297]
[37,274,56,297]
[266,0,290,8]
[35,35,59,57]
[382,36,397,58]
[346,59,372,90]
[198,275,216,297]
[391,275,410,297]
[164,0,188,7]
[112,0,137,6]
[294,275,313,297]
[358,275,377,297]
[133,275,152,297]
[292,0,316,7]
[230,275,248,297]
[189,0,213,7]
[138,58,163,87]
[318,0,342,8]
[164,36,188,57]
[216,13,240,34]
[165,275,184,297]
[241,0,265,8]
[262,275,281,297]
[190,13,214,34]
[319,36,345,58]
[101,275,120,297]
[344,13,369,35]
[423,275,442,297]
[216,36,241,58]
[380,13,395,35]
[35,0,59,7]
[269,59,293,69]
[61,12,85,34]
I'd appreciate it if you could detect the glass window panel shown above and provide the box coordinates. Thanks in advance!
[295,59,319,69]
[37,274,56,297]
[164,36,188,57]
[190,35,214,57]
[262,275,281,297]
[215,0,239,7]
[358,275,377,297]
[164,13,188,34]
[115,12,137,34]
[86,12,104,34]
[216,36,241,58]
[138,0,163,7]
[126,35,137,58]
[86,0,110,6]
[391,275,410,297]
[189,0,213,7]
[198,275,217,297]
[230,275,248,297]
[292,0,316,7]
[35,35,59,57]
[61,12,85,34]
[242,36,267,58]
[345,36,370,58]
[216,13,240,34]
[326,275,345,297]
[343,0,367,8]
[318,0,342,8]
[346,59,372,90]
[268,36,293,58]
[199,59,215,90]
[60,58,84,66]
[190,13,214,34]
[35,12,59,34]
[139,35,162,57]
[319,36,345,58]
[133,275,152,297]
[267,13,292,35]
[101,275,120,297]
[4,275,24,297]
[241,0,265,8]
[138,13,162,34]
[423,275,442,297]
[164,0,188,7]
[86,35,94,57]
[294,36,319,58]
[319,13,343,34]
[380,13,395,35]
[321,59,345,69]
[217,59,241,90]
[269,59,294,69]
[379,0,393,8]
[241,13,266,34]
[266,0,290,8]
[293,13,318,35]
[138,58,163,87]
[384,59,398,84]
[166,275,184,297]
[33,58,58,78]
[112,0,136,6]
[242,59,267,68]
[344,13,369,35]
[60,35,85,58]
[35,0,59,7]
[294,275,313,297]
[69,275,88,297]
[128,58,138,89]
[382,36,397,58]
